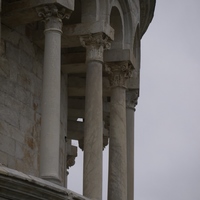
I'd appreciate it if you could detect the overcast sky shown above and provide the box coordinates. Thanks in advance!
[68,1,200,199]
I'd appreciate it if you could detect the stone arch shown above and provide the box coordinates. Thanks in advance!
[81,0,109,23]
[109,0,140,50]
[133,25,141,69]
[118,0,140,50]
[109,1,124,49]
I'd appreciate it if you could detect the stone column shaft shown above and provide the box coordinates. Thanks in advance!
[37,5,69,185]
[106,62,133,200]
[126,108,134,200]
[109,87,127,200]
[126,90,138,200]
[80,33,110,200]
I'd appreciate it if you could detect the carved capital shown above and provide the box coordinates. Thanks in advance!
[126,89,139,110]
[36,4,72,32]
[36,4,71,20]
[80,33,111,62]
[105,62,134,88]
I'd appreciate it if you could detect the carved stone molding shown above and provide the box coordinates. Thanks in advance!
[126,89,139,110]
[80,33,111,62]
[105,62,134,88]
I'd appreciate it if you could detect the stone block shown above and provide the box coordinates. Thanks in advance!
[0,119,24,144]
[0,104,19,128]
[0,91,5,105]
[31,76,42,98]
[0,134,15,156]
[0,75,16,97]
[9,60,19,82]
[0,151,8,166]
[5,42,20,63]
[0,39,6,56]
[7,156,16,169]
[19,115,33,134]
[0,58,10,78]
[17,67,32,91]
[14,84,32,107]
[2,25,21,46]
[32,60,43,80]
[32,95,42,114]
[15,142,24,160]
[19,36,35,57]
[4,94,34,121]
[19,50,33,72]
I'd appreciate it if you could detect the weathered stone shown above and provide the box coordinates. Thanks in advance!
[0,0,155,199]
[0,104,19,128]
[0,134,15,157]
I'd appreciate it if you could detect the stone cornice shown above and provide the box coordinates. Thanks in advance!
[105,62,134,88]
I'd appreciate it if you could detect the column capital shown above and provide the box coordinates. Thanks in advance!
[126,89,139,110]
[80,33,111,63]
[36,4,72,20]
[105,62,134,88]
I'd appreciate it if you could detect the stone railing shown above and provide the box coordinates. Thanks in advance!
[0,164,90,200]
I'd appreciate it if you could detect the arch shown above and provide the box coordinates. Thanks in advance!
[109,2,124,49]
[109,0,140,50]
[81,0,109,23]
[133,25,141,69]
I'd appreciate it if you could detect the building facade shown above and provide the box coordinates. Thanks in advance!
[0,0,155,199]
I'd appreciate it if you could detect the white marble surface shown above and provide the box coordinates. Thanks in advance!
[126,108,135,200]
[108,87,127,200]
[83,61,103,200]
[40,16,62,184]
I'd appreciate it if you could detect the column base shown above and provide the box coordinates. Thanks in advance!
[41,176,62,186]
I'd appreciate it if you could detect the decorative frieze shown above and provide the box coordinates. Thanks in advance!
[80,33,111,62]
[105,62,134,88]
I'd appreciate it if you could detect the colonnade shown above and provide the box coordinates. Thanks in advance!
[36,4,137,200]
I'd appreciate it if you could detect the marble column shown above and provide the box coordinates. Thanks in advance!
[126,90,139,200]
[37,5,70,185]
[106,62,133,200]
[80,33,110,200]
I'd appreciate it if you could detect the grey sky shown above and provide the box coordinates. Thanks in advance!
[68,1,200,199]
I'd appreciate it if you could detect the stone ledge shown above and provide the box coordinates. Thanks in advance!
[0,164,90,200]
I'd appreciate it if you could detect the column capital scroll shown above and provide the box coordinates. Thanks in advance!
[80,33,111,62]
[126,89,139,110]
[105,62,134,88]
